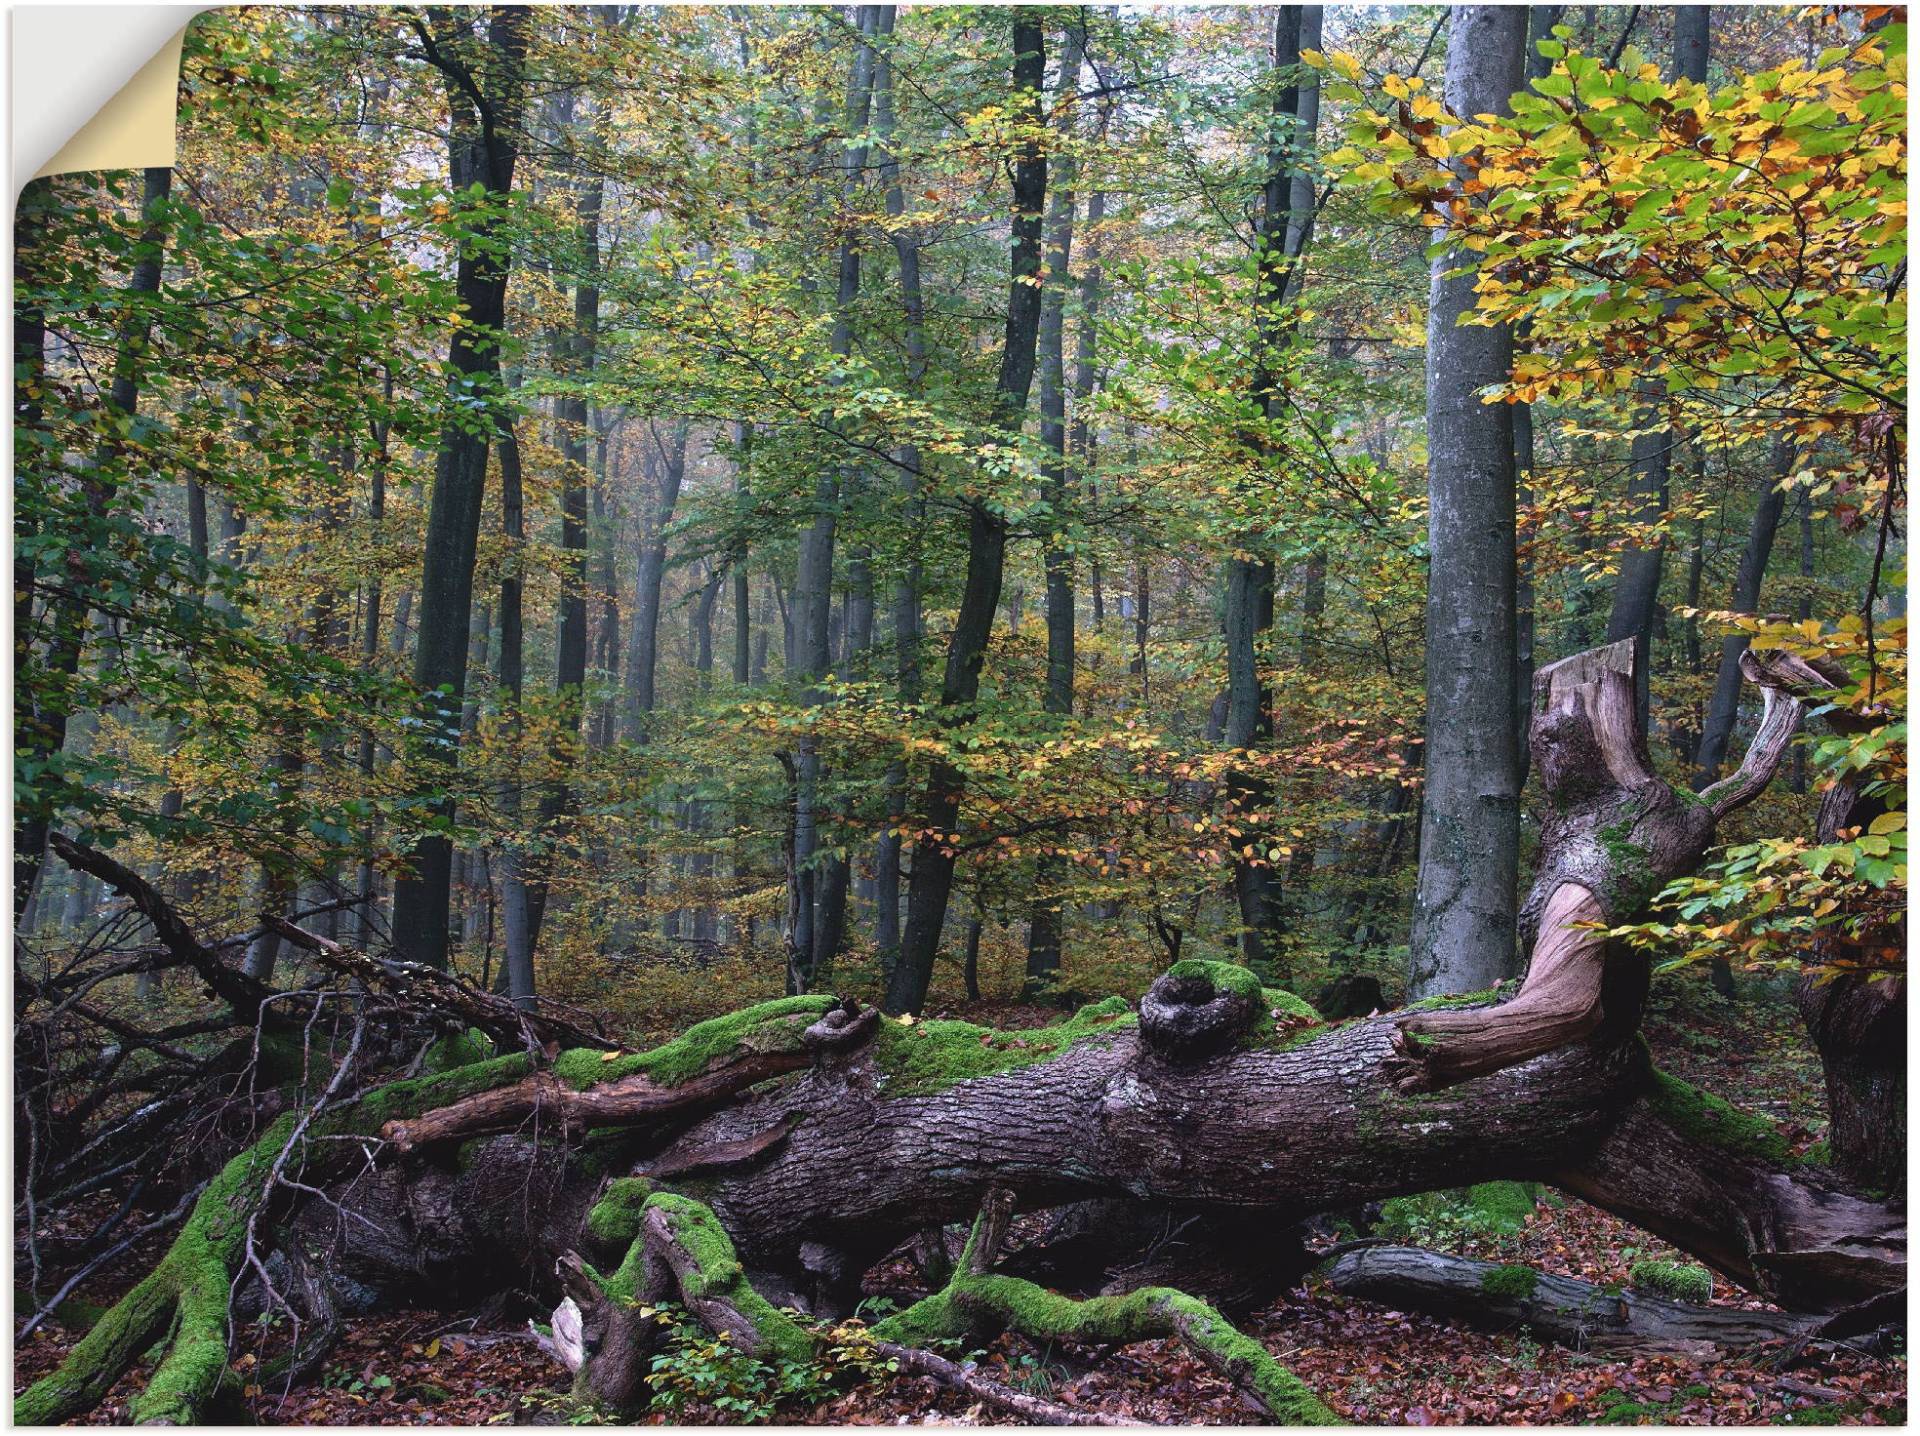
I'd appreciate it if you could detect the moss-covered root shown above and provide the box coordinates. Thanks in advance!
[562,1185,815,1412]
[873,1194,1336,1425]
[13,1124,278,1426]
[14,1055,540,1427]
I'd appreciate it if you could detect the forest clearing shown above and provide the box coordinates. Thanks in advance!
[11,2,1907,1426]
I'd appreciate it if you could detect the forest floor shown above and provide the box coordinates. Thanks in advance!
[13,977,1906,1426]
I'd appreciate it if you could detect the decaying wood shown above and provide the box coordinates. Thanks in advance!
[1390,639,1824,1093]
[1326,1245,1819,1354]
[872,1340,1134,1426]
[17,641,1897,1428]
[48,833,277,1022]
[379,1052,810,1152]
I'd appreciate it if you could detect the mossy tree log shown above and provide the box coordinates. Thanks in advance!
[1326,1245,1820,1354]
[18,644,1899,1425]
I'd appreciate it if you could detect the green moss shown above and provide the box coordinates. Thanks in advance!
[1628,1258,1712,1304]
[1166,959,1263,1001]
[1479,1264,1540,1301]
[255,1031,312,1085]
[1401,985,1503,1014]
[14,1289,111,1334]
[423,1028,495,1074]
[550,996,834,1090]
[587,1177,656,1249]
[1261,986,1321,1022]
[1598,815,1660,914]
[16,1049,562,1426]
[351,1053,533,1128]
[897,1274,1334,1423]
[643,1196,814,1364]
[1465,1181,1538,1233]
[872,1203,1333,1424]
[1647,1068,1796,1165]
[872,996,1135,1097]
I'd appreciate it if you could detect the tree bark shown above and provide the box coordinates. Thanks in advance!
[1407,6,1526,999]
[872,3,921,965]
[1694,439,1796,786]
[1026,15,1087,991]
[1223,7,1313,975]
[790,5,883,991]
[1327,1245,1818,1353]
[888,11,1047,1015]
[624,420,689,737]
[390,7,529,970]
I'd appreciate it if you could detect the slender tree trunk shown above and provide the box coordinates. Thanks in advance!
[521,110,604,962]
[889,12,1047,1015]
[1511,0,1553,774]
[1407,6,1526,999]
[872,2,921,965]
[1026,15,1087,992]
[390,8,529,970]
[495,417,539,1008]
[15,167,172,921]
[732,422,754,686]
[624,423,690,738]
[1693,440,1796,787]
[791,7,883,991]
[1790,492,1815,792]
[1603,7,1709,734]
[1224,8,1313,974]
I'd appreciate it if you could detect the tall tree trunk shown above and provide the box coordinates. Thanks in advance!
[624,422,690,738]
[390,8,529,970]
[1026,15,1087,992]
[15,167,171,921]
[522,102,604,961]
[1509,6,1558,789]
[791,6,882,991]
[1693,440,1796,787]
[888,11,1047,1015]
[1603,6,1708,733]
[732,422,754,687]
[1224,7,1312,974]
[1407,6,1525,999]
[496,417,538,1008]
[873,1,922,966]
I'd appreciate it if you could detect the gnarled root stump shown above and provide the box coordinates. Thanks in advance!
[1389,641,1827,1092]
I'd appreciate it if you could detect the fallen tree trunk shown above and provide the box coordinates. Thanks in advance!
[17,642,1898,1425]
[1325,1245,1820,1354]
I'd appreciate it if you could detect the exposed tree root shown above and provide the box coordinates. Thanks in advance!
[871,1340,1136,1426]
[1326,1245,1819,1355]
[13,1054,536,1425]
[871,1190,1337,1424]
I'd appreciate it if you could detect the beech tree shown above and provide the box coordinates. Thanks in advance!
[1406,5,1527,999]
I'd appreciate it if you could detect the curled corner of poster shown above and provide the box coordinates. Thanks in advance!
[13,6,207,194]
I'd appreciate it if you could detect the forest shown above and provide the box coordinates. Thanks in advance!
[11,1,1908,1425]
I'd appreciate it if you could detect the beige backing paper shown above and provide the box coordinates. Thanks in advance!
[13,6,203,190]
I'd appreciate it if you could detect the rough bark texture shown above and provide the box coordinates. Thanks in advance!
[1408,5,1527,999]
[1328,1245,1818,1353]
[1026,16,1086,989]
